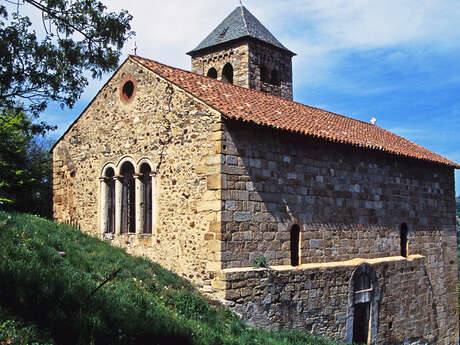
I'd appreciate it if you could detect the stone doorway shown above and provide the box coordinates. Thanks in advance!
[353,302,370,343]
[346,263,379,345]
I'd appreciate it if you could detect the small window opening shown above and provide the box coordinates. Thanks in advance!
[260,65,269,83]
[400,223,408,258]
[122,80,134,100]
[222,63,233,84]
[120,162,135,234]
[271,70,280,86]
[207,68,218,79]
[290,224,300,266]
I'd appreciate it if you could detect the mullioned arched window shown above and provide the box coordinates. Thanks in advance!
[100,158,155,236]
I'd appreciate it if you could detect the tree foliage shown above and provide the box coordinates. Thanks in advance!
[0,1,133,216]
[0,0,134,116]
[0,108,53,217]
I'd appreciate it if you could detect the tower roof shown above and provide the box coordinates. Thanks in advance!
[187,6,295,56]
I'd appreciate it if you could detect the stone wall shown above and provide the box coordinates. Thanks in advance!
[53,58,224,286]
[247,40,293,100]
[216,120,458,343]
[190,39,293,100]
[53,58,458,344]
[190,41,250,89]
[217,256,451,344]
[218,120,456,267]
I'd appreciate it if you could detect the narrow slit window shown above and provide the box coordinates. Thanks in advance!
[290,224,300,266]
[400,223,408,258]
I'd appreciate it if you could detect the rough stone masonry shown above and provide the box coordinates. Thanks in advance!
[52,5,459,345]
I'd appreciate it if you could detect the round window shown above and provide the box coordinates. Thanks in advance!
[120,77,136,103]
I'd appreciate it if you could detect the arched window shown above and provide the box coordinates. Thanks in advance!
[346,263,379,345]
[120,161,135,233]
[260,65,269,83]
[290,224,300,266]
[207,67,218,79]
[271,70,280,86]
[222,63,233,84]
[400,223,408,258]
[101,167,115,233]
[140,163,152,234]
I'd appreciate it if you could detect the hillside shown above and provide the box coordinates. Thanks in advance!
[456,197,460,215]
[0,211,340,345]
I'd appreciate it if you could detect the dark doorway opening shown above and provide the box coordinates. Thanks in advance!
[290,224,300,266]
[353,302,370,344]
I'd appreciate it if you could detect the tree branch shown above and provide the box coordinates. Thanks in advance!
[23,0,91,40]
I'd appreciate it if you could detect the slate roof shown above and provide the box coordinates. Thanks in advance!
[131,55,459,169]
[187,6,295,56]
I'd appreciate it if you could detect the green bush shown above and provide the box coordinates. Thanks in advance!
[0,211,341,345]
[252,255,269,268]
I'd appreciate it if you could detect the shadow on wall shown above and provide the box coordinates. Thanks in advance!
[220,120,450,267]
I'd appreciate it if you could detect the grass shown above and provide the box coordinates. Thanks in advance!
[0,305,54,345]
[0,211,343,345]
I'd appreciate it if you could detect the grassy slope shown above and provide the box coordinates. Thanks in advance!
[0,305,54,345]
[0,211,342,345]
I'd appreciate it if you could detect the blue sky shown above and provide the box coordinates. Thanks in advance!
[36,0,460,196]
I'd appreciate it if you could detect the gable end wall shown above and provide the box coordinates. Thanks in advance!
[52,59,225,286]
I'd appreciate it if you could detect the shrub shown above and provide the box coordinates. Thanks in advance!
[252,255,269,268]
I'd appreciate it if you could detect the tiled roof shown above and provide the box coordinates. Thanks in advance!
[131,55,459,169]
[187,6,294,56]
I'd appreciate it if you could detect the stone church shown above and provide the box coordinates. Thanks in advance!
[52,5,459,345]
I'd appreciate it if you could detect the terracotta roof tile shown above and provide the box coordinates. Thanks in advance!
[132,55,459,169]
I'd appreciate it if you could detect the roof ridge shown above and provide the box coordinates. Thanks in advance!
[240,5,249,35]
[130,55,459,169]
[131,54,298,103]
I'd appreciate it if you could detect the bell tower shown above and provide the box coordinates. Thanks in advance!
[187,6,296,100]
